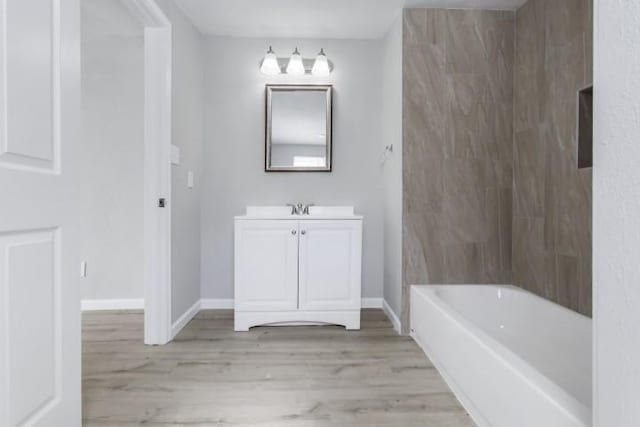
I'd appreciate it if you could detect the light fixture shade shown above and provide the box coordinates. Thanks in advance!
[312,48,331,77]
[260,46,280,76]
[286,48,305,76]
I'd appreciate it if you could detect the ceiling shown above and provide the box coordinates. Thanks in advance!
[173,0,528,40]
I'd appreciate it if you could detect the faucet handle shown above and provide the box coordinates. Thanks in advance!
[303,204,314,215]
[286,203,297,215]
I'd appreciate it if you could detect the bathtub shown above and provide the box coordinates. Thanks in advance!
[410,285,591,427]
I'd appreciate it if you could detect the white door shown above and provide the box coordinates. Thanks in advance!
[298,220,362,311]
[234,220,299,311]
[0,0,82,426]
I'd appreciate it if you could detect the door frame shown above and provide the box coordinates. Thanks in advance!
[123,0,172,345]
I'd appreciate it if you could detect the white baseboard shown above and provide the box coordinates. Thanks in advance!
[200,298,383,309]
[82,297,388,316]
[200,298,234,309]
[171,299,201,339]
[361,297,383,308]
[81,299,144,311]
[383,299,402,334]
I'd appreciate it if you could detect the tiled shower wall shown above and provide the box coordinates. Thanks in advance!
[402,0,593,328]
[402,9,514,330]
[513,0,593,316]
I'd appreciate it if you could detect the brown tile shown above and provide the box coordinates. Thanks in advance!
[512,0,593,316]
[578,255,592,316]
[555,254,579,310]
[483,187,502,275]
[542,173,557,254]
[555,158,591,257]
[443,157,488,244]
[403,44,447,118]
[402,8,516,321]
[403,220,430,286]
[404,9,449,47]
[445,10,487,74]
[401,2,593,326]
[484,269,513,284]
[545,0,591,62]
[403,132,445,215]
[515,0,545,132]
[482,10,515,104]
[446,73,492,160]
[403,9,427,46]
[445,242,484,283]
[514,128,545,217]
[584,26,593,86]
[425,9,449,46]
[542,35,585,164]
[403,212,448,285]
[499,187,513,272]
[513,216,556,297]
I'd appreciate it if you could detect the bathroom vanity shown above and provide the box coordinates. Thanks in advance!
[234,206,363,331]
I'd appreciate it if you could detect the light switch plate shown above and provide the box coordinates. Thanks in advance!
[187,171,194,188]
[171,145,181,165]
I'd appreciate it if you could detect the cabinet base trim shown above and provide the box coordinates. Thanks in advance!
[234,310,360,331]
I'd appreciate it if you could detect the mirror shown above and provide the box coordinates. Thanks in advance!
[265,85,332,172]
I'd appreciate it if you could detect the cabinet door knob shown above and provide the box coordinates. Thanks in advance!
[301,230,306,235]
[291,230,297,235]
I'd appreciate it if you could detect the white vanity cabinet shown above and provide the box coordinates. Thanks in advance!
[234,207,362,331]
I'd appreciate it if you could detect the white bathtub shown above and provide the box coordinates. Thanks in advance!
[410,285,591,427]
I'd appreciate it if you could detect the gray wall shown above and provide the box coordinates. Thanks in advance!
[156,0,205,323]
[593,1,640,422]
[401,9,514,330]
[513,0,593,316]
[201,36,385,300]
[80,0,144,300]
[382,16,404,321]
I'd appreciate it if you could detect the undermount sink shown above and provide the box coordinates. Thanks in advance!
[239,206,360,219]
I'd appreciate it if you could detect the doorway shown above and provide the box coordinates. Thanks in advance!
[81,0,172,345]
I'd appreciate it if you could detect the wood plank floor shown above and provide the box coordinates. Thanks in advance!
[82,309,474,426]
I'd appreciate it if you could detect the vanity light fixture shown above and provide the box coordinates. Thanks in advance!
[260,46,281,76]
[311,48,331,77]
[260,47,332,76]
[286,47,305,76]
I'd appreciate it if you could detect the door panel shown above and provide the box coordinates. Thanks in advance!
[1,0,59,171]
[298,221,362,311]
[235,221,299,311]
[2,230,59,426]
[0,0,81,425]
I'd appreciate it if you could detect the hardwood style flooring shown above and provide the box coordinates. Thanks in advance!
[82,309,474,426]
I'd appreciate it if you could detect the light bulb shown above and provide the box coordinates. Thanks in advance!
[260,46,280,76]
[286,47,305,76]
[312,48,331,77]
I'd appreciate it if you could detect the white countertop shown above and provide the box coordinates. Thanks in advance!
[235,206,363,220]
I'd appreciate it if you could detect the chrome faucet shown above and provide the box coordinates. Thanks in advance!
[287,203,314,215]
[286,203,298,215]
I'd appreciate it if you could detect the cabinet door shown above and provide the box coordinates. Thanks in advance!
[235,220,299,311]
[298,220,362,311]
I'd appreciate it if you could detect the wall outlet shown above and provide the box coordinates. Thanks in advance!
[80,261,87,278]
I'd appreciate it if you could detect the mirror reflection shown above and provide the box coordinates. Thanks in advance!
[266,85,332,172]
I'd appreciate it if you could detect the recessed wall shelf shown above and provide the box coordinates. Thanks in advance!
[578,85,593,169]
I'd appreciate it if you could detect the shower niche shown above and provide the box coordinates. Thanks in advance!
[578,85,593,169]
